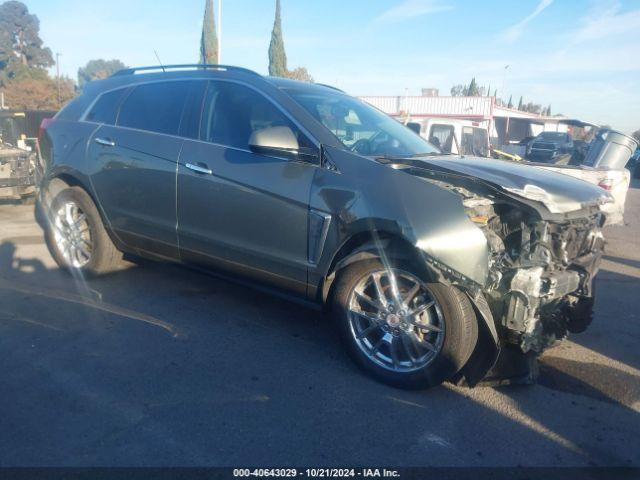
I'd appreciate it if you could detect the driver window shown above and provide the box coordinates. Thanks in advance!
[200,81,314,151]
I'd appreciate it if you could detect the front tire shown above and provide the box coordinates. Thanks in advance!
[332,259,478,389]
[44,186,124,275]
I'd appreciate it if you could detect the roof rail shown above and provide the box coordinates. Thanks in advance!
[111,64,260,77]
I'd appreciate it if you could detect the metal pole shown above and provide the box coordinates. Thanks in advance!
[501,64,509,104]
[56,52,61,107]
[218,0,222,63]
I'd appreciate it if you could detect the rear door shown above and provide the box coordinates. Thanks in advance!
[177,80,319,295]
[87,80,205,258]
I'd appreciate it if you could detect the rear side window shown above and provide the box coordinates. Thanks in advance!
[118,81,193,136]
[86,89,128,124]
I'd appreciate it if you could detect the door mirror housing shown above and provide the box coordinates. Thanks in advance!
[249,126,300,158]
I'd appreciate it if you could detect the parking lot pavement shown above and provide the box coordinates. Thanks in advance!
[0,183,639,468]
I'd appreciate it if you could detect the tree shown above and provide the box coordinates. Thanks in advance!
[466,77,481,96]
[2,74,75,109]
[285,67,313,82]
[78,59,126,87]
[0,1,53,84]
[507,95,513,108]
[517,96,523,110]
[199,0,218,64]
[450,84,466,96]
[268,0,287,77]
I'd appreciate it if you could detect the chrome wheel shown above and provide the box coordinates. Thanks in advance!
[53,201,93,268]
[347,269,445,373]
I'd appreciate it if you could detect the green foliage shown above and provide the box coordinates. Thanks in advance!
[78,59,126,87]
[0,1,53,85]
[450,84,465,96]
[268,0,287,77]
[285,67,313,82]
[507,95,513,108]
[466,77,480,96]
[0,1,75,109]
[517,96,523,110]
[450,78,484,97]
[200,0,218,64]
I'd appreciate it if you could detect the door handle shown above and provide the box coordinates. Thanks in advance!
[185,163,213,175]
[95,137,115,147]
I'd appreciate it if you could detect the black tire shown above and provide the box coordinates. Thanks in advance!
[331,259,478,389]
[44,186,125,276]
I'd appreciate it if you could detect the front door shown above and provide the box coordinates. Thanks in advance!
[177,80,318,295]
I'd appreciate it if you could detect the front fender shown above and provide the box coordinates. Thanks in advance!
[311,147,490,287]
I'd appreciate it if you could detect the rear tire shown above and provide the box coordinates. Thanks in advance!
[331,259,478,389]
[44,186,125,276]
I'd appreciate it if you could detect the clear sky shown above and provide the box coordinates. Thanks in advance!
[25,0,640,133]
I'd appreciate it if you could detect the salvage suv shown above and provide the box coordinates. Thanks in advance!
[38,65,611,389]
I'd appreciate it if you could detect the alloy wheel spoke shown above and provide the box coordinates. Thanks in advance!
[389,336,401,368]
[403,281,421,308]
[408,300,435,317]
[370,337,385,356]
[356,323,379,339]
[354,290,384,312]
[414,334,438,352]
[400,332,419,364]
[371,273,388,308]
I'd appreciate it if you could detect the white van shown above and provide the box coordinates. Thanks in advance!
[406,118,490,157]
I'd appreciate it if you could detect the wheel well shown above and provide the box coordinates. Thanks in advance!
[320,230,428,305]
[40,173,126,252]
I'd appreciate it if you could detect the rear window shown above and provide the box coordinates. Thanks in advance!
[86,88,128,124]
[117,81,193,136]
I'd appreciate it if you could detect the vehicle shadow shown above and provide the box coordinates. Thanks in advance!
[1,233,639,467]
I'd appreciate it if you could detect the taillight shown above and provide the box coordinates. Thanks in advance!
[598,179,614,191]
[38,118,54,143]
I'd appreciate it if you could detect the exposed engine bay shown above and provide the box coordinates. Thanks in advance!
[462,194,604,353]
[383,159,607,381]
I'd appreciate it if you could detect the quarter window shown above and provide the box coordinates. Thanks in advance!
[86,88,128,125]
[118,81,193,136]
[200,81,314,152]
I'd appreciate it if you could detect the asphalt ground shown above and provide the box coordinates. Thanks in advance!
[0,181,639,467]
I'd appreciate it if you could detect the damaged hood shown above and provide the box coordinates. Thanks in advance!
[398,155,612,214]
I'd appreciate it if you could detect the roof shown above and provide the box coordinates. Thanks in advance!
[360,95,494,118]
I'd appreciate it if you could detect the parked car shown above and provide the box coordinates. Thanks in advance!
[406,118,490,158]
[526,131,574,163]
[532,129,638,226]
[39,64,612,389]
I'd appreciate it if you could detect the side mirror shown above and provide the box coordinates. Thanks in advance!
[249,126,300,158]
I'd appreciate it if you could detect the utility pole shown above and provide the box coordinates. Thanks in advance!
[56,52,62,108]
[501,64,510,105]
[217,0,222,64]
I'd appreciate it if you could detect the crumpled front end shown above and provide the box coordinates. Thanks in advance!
[402,165,607,385]
[464,194,605,354]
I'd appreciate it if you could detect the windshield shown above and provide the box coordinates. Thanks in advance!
[284,88,440,157]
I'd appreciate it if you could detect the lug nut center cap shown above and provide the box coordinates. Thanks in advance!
[387,313,401,327]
